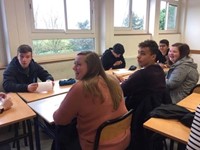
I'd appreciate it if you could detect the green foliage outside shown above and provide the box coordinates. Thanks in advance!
[33,20,94,55]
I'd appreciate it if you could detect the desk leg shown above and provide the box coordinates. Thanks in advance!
[26,120,34,150]
[34,116,41,150]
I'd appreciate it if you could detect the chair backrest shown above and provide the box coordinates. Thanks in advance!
[186,104,200,150]
[190,84,200,94]
[93,109,133,150]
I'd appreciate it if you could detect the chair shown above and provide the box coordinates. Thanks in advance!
[93,109,133,150]
[190,84,200,94]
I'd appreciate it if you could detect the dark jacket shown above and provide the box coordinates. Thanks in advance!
[3,57,54,92]
[121,64,172,150]
[101,48,126,70]
[121,64,168,110]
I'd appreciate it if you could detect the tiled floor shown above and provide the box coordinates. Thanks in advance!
[0,124,53,150]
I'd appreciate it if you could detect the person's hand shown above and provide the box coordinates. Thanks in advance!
[0,92,6,99]
[113,61,122,66]
[0,95,13,111]
[28,83,38,92]
[112,73,125,83]
[46,80,54,87]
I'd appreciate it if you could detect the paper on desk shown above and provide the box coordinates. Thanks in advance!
[36,82,53,92]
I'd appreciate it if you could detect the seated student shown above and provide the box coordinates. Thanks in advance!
[53,51,130,150]
[120,40,171,150]
[101,43,126,70]
[157,39,170,68]
[166,43,199,104]
[3,44,54,92]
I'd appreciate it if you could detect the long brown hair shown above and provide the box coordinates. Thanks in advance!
[77,51,123,110]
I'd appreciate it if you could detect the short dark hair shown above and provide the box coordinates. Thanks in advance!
[171,43,190,59]
[113,43,125,55]
[17,44,32,54]
[138,40,159,55]
[159,39,169,47]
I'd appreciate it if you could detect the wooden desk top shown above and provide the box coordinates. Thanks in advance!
[0,93,36,127]
[143,117,190,144]
[177,93,200,111]
[106,68,136,77]
[28,93,66,124]
[17,80,73,103]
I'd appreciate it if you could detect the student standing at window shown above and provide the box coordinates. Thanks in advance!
[166,43,199,103]
[101,43,126,70]
[53,51,130,150]
[3,44,54,92]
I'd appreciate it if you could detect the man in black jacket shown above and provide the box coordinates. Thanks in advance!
[3,44,54,92]
[101,43,126,70]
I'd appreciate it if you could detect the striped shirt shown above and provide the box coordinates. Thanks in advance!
[186,104,200,150]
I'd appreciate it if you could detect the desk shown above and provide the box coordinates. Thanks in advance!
[143,117,190,144]
[0,93,36,150]
[28,93,66,150]
[17,80,73,103]
[28,93,66,124]
[177,93,200,111]
[106,68,136,77]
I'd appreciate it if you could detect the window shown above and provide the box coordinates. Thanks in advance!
[159,0,179,33]
[28,0,95,59]
[114,0,148,34]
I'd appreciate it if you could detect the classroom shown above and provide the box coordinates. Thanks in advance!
[0,0,200,150]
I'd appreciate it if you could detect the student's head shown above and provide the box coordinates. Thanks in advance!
[168,43,190,64]
[159,39,169,55]
[73,51,105,80]
[112,43,125,58]
[17,44,33,69]
[137,40,159,68]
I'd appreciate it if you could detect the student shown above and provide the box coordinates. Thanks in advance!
[101,43,126,70]
[157,39,170,68]
[121,40,170,110]
[0,92,13,112]
[53,51,130,150]
[166,43,199,104]
[3,44,54,92]
[120,40,171,150]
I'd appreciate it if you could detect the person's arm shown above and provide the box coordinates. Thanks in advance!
[112,56,126,69]
[101,51,114,70]
[166,66,188,89]
[121,70,142,97]
[36,63,54,81]
[3,67,28,92]
[53,82,81,125]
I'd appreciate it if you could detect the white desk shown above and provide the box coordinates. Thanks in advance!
[28,93,66,124]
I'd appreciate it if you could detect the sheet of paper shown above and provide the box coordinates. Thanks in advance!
[36,82,53,93]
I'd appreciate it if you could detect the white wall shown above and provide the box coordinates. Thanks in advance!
[184,0,200,50]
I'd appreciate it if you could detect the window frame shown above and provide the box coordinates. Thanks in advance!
[159,0,180,34]
[114,0,149,35]
[25,0,96,62]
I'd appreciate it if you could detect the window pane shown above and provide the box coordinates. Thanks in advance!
[66,0,91,30]
[159,1,167,30]
[32,38,95,55]
[132,0,147,30]
[114,0,129,27]
[32,0,65,30]
[167,4,177,29]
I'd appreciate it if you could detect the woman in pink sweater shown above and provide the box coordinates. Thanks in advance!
[53,51,130,150]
